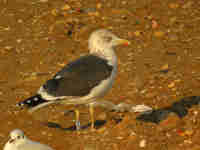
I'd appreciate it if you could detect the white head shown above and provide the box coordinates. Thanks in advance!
[8,129,26,144]
[88,29,130,54]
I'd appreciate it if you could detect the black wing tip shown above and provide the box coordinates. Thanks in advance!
[16,94,48,108]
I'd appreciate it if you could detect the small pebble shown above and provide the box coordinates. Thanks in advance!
[193,111,198,115]
[145,92,157,98]
[88,11,100,17]
[160,64,169,72]
[169,17,177,25]
[127,31,134,38]
[168,34,179,41]
[116,136,124,140]
[42,131,47,135]
[152,20,158,29]
[5,46,13,50]
[4,27,10,31]
[39,0,48,2]
[134,31,141,37]
[182,1,193,9]
[184,130,194,136]
[97,127,107,133]
[17,19,23,23]
[96,3,102,9]
[183,139,192,144]
[146,15,153,20]
[8,121,12,125]
[174,79,181,83]
[51,9,59,16]
[84,8,96,13]
[168,82,175,88]
[97,112,107,120]
[62,4,71,11]
[122,1,127,5]
[16,39,22,43]
[84,144,97,150]
[168,3,179,9]
[154,31,165,37]
[139,139,146,148]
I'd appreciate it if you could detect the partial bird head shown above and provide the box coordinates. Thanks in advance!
[88,29,130,53]
[8,129,26,144]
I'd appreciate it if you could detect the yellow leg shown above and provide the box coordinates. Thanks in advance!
[75,109,81,130]
[89,104,95,130]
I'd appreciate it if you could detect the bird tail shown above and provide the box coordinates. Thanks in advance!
[16,94,48,108]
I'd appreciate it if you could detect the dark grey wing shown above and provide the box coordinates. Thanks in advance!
[42,55,113,97]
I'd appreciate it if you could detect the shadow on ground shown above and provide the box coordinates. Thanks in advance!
[137,96,200,123]
[43,120,107,131]
[43,96,200,131]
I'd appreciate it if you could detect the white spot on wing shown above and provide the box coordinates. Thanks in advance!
[34,97,38,101]
[55,75,62,79]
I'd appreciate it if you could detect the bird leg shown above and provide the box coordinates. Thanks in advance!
[89,103,95,130]
[74,109,81,130]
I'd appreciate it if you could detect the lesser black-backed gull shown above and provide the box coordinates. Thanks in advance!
[16,29,130,130]
[4,129,54,150]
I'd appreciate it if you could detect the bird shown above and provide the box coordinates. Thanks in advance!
[16,29,130,130]
[4,129,54,150]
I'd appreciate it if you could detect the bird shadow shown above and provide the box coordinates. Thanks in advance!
[42,96,200,130]
[43,120,107,131]
[136,96,200,123]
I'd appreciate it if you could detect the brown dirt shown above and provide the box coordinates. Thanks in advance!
[1,0,200,149]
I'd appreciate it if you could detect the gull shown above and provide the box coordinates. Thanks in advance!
[4,129,54,150]
[16,29,130,130]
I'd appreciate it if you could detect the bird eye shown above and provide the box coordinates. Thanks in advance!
[104,36,113,42]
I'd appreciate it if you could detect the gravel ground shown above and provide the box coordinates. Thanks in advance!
[1,0,200,149]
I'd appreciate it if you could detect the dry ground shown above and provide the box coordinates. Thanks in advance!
[1,0,200,149]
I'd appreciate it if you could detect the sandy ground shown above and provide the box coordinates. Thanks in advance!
[1,0,200,149]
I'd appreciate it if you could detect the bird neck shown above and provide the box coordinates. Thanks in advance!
[90,47,117,66]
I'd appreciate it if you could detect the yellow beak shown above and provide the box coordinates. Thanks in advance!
[116,39,131,46]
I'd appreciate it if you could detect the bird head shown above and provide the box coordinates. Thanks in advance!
[88,29,130,52]
[8,129,26,144]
